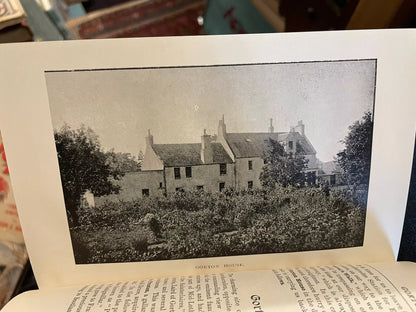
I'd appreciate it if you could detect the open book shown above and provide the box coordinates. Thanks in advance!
[0,29,415,311]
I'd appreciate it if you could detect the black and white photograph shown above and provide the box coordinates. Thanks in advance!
[45,60,376,264]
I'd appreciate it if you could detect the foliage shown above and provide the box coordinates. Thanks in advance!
[105,150,142,173]
[70,186,365,264]
[260,138,308,188]
[337,112,373,188]
[55,125,123,226]
[138,150,144,163]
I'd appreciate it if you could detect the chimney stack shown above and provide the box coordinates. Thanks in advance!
[201,129,213,163]
[269,118,274,133]
[145,129,154,147]
[295,120,305,136]
[218,114,227,139]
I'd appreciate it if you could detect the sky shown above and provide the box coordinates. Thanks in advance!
[45,60,375,162]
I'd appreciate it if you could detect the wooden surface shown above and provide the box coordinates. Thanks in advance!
[347,0,406,29]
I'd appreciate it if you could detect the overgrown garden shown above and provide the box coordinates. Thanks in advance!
[70,186,365,263]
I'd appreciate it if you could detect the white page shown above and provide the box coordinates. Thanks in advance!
[0,30,415,289]
[3,262,416,311]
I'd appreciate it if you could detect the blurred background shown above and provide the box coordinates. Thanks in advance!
[0,0,415,42]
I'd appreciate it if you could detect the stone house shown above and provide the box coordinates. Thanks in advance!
[141,127,234,194]
[134,116,319,198]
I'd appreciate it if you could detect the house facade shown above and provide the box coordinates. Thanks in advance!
[141,128,235,194]
[134,116,320,198]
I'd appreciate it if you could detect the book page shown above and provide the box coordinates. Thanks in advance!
[3,262,416,311]
[0,30,415,289]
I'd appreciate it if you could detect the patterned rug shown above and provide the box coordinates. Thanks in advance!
[67,0,206,39]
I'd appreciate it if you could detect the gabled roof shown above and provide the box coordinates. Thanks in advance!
[294,135,316,155]
[152,143,233,167]
[225,132,281,158]
[225,132,316,158]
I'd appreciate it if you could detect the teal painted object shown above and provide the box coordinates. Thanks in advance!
[68,3,86,19]
[204,0,275,34]
[20,0,63,41]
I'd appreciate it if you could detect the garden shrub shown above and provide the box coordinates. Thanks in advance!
[70,185,366,263]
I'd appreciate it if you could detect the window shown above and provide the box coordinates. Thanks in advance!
[174,167,181,179]
[197,185,204,191]
[186,166,192,178]
[248,160,253,170]
[288,141,293,149]
[248,181,253,189]
[220,163,227,175]
[219,182,225,192]
[142,189,149,197]
[159,182,163,189]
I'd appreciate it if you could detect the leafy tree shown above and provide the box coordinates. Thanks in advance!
[138,150,144,165]
[106,150,141,173]
[260,138,308,188]
[55,125,123,227]
[336,112,373,188]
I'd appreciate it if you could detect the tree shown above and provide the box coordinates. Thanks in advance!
[336,112,373,188]
[260,138,308,188]
[105,150,141,173]
[55,125,123,227]
[138,150,144,167]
